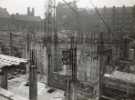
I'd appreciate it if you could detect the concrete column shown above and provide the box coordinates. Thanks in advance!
[66,80,77,100]
[65,79,71,100]
[29,65,37,100]
[29,50,37,100]
[70,81,77,100]
[97,33,104,100]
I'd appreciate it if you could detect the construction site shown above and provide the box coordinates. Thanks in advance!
[0,0,135,100]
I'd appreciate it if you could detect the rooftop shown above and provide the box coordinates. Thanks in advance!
[0,54,27,69]
[12,14,41,22]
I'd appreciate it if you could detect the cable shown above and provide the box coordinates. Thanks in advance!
[62,0,112,33]
[89,0,112,33]
[62,0,79,16]
[62,0,83,42]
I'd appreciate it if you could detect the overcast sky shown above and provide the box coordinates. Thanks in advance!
[0,0,135,18]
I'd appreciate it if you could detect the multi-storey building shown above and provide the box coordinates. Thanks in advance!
[0,7,42,32]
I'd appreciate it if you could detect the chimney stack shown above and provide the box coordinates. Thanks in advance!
[27,7,30,16]
[32,8,35,16]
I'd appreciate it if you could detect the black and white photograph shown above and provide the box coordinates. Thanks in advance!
[0,0,135,100]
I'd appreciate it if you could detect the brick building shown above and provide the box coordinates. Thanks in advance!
[0,7,42,32]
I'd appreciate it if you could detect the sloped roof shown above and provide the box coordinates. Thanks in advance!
[0,54,28,69]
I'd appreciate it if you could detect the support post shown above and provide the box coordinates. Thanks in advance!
[26,33,30,82]
[71,36,77,82]
[46,41,52,86]
[70,81,77,100]
[29,50,37,100]
[65,79,71,100]
[123,38,129,59]
[9,32,13,56]
[1,67,8,89]
[70,36,77,100]
[98,33,104,100]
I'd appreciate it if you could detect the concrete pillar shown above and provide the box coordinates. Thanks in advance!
[66,80,77,100]
[71,81,77,100]
[97,33,104,100]
[29,65,37,100]
[65,79,71,100]
[70,36,77,100]
[29,50,37,100]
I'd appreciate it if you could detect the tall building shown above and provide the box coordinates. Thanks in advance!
[96,5,134,37]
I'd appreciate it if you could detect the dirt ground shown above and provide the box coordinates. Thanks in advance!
[8,75,65,100]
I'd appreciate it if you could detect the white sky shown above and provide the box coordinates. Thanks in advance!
[0,0,135,18]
